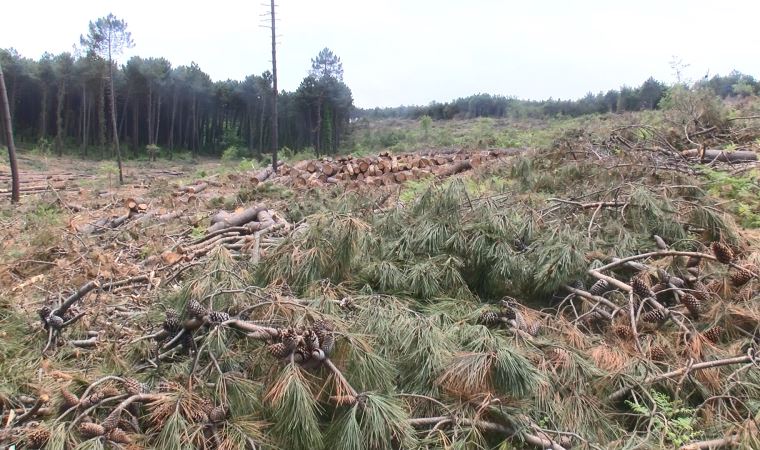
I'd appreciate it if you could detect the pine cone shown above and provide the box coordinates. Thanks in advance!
[186,299,207,319]
[319,332,335,356]
[730,267,754,287]
[209,405,228,423]
[268,342,291,359]
[479,310,500,326]
[280,328,298,351]
[48,314,65,330]
[163,312,181,333]
[313,319,334,332]
[38,306,52,323]
[589,279,610,296]
[631,274,654,299]
[78,422,106,438]
[702,325,723,343]
[686,255,701,268]
[60,387,80,408]
[613,324,633,339]
[102,409,121,431]
[500,306,517,321]
[304,329,320,352]
[207,310,230,324]
[526,321,541,336]
[680,293,701,319]
[26,428,50,449]
[711,242,734,264]
[650,346,667,361]
[641,309,667,323]
[123,377,148,396]
[690,281,710,301]
[107,428,132,444]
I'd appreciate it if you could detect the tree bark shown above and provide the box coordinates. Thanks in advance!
[107,52,124,184]
[55,78,67,156]
[0,59,21,203]
[270,0,278,171]
[681,148,757,163]
[98,76,106,158]
[39,85,49,139]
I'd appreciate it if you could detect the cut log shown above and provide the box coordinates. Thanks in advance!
[681,149,757,162]
[186,182,208,194]
[358,159,370,172]
[251,167,274,186]
[437,160,473,177]
[323,163,336,176]
[207,206,267,232]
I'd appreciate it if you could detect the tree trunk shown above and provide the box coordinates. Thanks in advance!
[147,85,153,148]
[0,60,20,203]
[55,78,66,156]
[270,0,278,171]
[107,53,124,185]
[98,76,106,158]
[39,85,49,139]
[154,93,162,146]
[168,87,177,153]
[132,99,139,158]
[259,97,265,155]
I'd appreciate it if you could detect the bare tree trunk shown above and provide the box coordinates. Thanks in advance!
[132,100,139,158]
[168,88,177,156]
[39,85,49,140]
[147,85,153,148]
[55,78,66,156]
[154,94,162,146]
[0,60,20,203]
[270,0,278,171]
[258,98,265,155]
[107,53,124,184]
[98,76,106,158]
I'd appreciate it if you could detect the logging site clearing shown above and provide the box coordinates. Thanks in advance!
[1,103,760,450]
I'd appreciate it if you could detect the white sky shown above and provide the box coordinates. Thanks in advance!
[2,0,760,108]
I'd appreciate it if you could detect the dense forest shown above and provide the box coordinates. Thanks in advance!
[359,71,760,120]
[0,44,353,159]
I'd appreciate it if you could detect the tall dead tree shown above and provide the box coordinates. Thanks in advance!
[269,0,279,171]
[0,59,20,203]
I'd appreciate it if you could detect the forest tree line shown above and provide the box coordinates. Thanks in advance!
[0,46,353,159]
[359,71,760,121]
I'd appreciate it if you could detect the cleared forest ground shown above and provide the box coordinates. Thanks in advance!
[1,104,759,449]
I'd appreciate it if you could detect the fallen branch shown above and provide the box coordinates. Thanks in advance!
[680,435,742,449]
[409,416,567,450]
[609,355,755,401]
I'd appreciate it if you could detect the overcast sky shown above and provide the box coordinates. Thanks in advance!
[3,0,760,108]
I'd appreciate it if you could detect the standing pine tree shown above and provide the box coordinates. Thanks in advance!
[0,58,20,203]
[80,13,134,184]
[310,48,343,81]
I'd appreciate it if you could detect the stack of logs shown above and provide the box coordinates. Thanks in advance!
[0,171,94,196]
[250,149,520,188]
